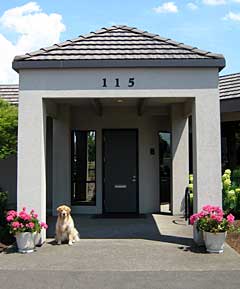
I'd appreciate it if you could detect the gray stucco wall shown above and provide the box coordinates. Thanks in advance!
[19,67,219,91]
[171,104,189,214]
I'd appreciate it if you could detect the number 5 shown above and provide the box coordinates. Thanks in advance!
[128,78,135,87]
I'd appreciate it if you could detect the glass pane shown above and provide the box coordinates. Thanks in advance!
[159,132,171,214]
[221,121,240,172]
[87,131,96,181]
[71,130,96,206]
[86,182,96,203]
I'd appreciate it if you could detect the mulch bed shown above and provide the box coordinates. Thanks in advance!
[226,220,240,254]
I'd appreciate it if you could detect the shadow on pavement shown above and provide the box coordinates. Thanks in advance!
[46,214,201,250]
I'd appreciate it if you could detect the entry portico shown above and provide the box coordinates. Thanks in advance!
[13,25,225,242]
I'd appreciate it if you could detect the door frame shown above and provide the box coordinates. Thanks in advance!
[102,129,139,214]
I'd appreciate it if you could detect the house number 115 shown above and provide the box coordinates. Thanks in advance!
[102,78,135,88]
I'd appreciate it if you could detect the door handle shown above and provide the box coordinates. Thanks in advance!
[131,176,137,182]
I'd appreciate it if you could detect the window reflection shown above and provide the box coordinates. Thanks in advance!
[71,130,96,206]
[159,132,171,214]
[221,121,240,172]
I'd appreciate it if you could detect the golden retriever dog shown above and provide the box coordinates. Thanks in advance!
[55,205,80,246]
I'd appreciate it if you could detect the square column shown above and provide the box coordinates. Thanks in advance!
[17,95,46,243]
[171,104,189,215]
[192,93,222,213]
[52,105,71,215]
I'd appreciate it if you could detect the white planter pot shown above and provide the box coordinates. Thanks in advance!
[203,231,227,254]
[35,233,41,246]
[193,222,204,246]
[15,232,36,253]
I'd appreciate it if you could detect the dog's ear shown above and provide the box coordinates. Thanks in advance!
[66,206,71,214]
[57,206,62,213]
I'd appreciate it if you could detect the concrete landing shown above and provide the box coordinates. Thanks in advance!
[1,214,240,289]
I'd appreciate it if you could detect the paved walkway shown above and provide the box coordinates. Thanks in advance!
[1,214,240,289]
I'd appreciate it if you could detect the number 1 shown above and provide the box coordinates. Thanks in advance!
[115,78,120,87]
[102,78,107,87]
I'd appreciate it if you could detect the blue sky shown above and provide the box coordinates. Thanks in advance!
[0,0,239,83]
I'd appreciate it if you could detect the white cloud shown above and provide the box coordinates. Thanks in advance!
[202,0,226,5]
[187,2,199,10]
[153,2,178,13]
[224,11,240,21]
[0,34,16,83]
[0,2,65,83]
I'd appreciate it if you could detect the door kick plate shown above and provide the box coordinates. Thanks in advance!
[114,185,127,189]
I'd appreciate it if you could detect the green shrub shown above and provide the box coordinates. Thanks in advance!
[188,170,240,217]
[0,99,18,159]
[222,169,240,217]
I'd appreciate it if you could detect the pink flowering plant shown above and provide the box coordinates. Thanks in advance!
[190,205,238,233]
[6,207,48,235]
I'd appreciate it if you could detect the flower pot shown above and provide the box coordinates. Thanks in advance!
[203,231,227,254]
[193,222,204,246]
[35,232,41,246]
[15,232,36,253]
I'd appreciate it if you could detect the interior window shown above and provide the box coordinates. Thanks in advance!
[221,121,240,172]
[159,131,172,214]
[71,130,96,206]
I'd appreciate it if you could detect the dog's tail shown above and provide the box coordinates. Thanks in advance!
[74,228,80,242]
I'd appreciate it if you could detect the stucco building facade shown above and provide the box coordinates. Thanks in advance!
[2,25,226,242]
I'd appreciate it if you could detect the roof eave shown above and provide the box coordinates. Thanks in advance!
[12,58,226,73]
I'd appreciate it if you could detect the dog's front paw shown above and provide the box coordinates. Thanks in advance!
[57,240,61,245]
[68,240,73,246]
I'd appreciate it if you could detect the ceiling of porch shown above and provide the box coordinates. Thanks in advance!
[45,97,190,117]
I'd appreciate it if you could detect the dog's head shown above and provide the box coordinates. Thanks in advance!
[57,205,71,219]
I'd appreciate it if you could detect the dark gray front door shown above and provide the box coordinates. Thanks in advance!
[103,130,138,213]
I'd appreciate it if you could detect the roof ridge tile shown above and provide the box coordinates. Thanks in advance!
[206,52,224,59]
[41,44,59,52]
[192,48,210,57]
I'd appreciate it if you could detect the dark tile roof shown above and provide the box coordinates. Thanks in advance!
[219,73,240,100]
[13,25,225,70]
[0,85,19,105]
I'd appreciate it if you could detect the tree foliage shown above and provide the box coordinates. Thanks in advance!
[0,99,18,159]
